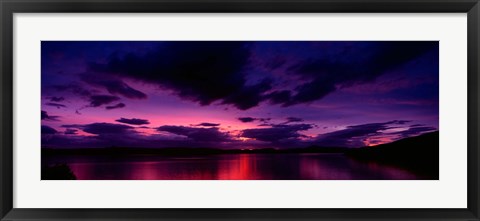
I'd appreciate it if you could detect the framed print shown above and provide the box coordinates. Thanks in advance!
[1,0,479,220]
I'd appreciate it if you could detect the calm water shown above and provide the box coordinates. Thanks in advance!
[43,153,421,180]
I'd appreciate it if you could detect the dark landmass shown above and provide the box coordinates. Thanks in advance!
[42,131,439,179]
[346,131,439,179]
[41,164,77,180]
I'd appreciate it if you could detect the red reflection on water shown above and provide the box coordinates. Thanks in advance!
[131,161,165,180]
[217,154,259,179]
[68,163,93,180]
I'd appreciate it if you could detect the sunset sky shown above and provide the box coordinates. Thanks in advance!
[41,41,439,149]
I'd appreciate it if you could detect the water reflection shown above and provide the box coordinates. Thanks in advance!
[43,153,421,180]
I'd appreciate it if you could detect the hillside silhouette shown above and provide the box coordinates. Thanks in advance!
[346,131,439,179]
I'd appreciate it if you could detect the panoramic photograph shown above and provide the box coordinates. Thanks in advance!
[41,41,439,180]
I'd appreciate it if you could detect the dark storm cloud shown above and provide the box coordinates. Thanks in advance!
[41,125,57,134]
[265,90,292,105]
[48,96,65,102]
[241,123,314,142]
[64,122,134,135]
[115,117,150,125]
[88,95,120,107]
[45,103,67,109]
[238,117,271,123]
[41,111,60,121]
[106,103,126,110]
[314,120,408,147]
[81,73,147,99]
[220,78,272,110]
[89,41,437,109]
[91,42,273,110]
[64,129,78,135]
[270,42,438,106]
[238,117,256,123]
[194,122,221,127]
[157,125,231,142]
[84,123,133,135]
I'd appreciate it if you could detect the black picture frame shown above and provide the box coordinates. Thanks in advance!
[1,0,479,220]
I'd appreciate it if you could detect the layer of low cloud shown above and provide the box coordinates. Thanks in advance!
[43,119,437,148]
[115,117,150,125]
[157,125,231,142]
[41,111,60,121]
[106,103,126,110]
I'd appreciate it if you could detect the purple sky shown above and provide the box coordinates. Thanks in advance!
[41,41,439,148]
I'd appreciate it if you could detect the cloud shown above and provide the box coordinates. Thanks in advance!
[194,122,220,127]
[82,123,134,135]
[410,124,424,127]
[81,73,147,99]
[115,117,150,125]
[90,42,437,109]
[314,120,410,147]
[49,122,233,148]
[41,111,60,121]
[395,120,411,124]
[45,103,67,109]
[157,125,231,142]
[238,117,256,123]
[269,42,438,106]
[285,117,303,123]
[106,103,126,110]
[220,78,272,110]
[52,83,92,97]
[90,42,274,110]
[241,123,313,142]
[61,124,83,128]
[64,129,78,135]
[391,125,437,139]
[258,118,271,123]
[238,117,271,123]
[88,95,120,107]
[265,90,292,105]
[54,123,143,148]
[48,96,65,102]
[42,125,57,134]
[45,42,438,112]
[63,122,134,134]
